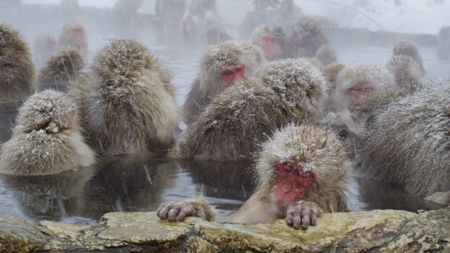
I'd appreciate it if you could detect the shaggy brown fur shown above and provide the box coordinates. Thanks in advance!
[71,40,178,155]
[386,55,422,94]
[38,48,84,92]
[0,90,95,176]
[159,125,351,229]
[392,40,425,76]
[358,84,450,203]
[179,59,326,161]
[56,21,88,60]
[250,25,287,61]
[0,25,36,110]
[182,41,265,125]
[314,44,337,66]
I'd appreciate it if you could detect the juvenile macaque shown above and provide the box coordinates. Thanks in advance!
[287,17,329,58]
[71,40,178,155]
[386,55,422,93]
[392,40,425,76]
[182,41,265,125]
[159,125,350,229]
[34,34,56,68]
[250,25,287,61]
[179,59,325,161]
[0,90,95,176]
[37,48,84,92]
[0,25,35,110]
[359,84,450,206]
[56,21,88,60]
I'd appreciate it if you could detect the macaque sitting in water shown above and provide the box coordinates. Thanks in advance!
[182,41,266,125]
[56,21,88,60]
[287,17,329,58]
[392,40,425,76]
[158,125,350,229]
[250,25,287,61]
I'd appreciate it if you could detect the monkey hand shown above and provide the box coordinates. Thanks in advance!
[285,201,323,229]
[157,197,216,222]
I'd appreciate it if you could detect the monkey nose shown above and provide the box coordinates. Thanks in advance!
[282,181,293,193]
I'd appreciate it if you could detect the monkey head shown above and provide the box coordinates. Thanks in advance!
[256,125,349,212]
[314,44,337,66]
[39,48,84,85]
[392,40,425,76]
[61,22,86,48]
[15,90,78,135]
[334,64,394,112]
[251,25,286,61]
[386,55,422,92]
[288,17,328,58]
[201,41,265,91]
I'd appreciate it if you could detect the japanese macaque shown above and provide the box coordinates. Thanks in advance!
[250,25,287,61]
[182,41,266,125]
[0,25,35,110]
[314,44,337,66]
[34,34,56,68]
[0,90,95,176]
[37,48,84,92]
[386,55,422,94]
[179,59,326,161]
[287,17,329,58]
[159,125,350,229]
[392,40,425,76]
[56,21,88,60]
[181,0,223,43]
[358,84,450,206]
[71,40,178,155]
[438,26,450,60]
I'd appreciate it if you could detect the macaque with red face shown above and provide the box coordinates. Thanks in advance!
[182,41,266,125]
[250,25,287,61]
[158,125,350,229]
[56,21,88,60]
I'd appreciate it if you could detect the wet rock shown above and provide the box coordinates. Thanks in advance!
[0,217,46,253]
[0,208,448,252]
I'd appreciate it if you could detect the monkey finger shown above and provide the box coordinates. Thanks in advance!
[301,214,310,229]
[311,213,318,226]
[197,207,207,220]
[177,206,194,221]
[157,205,170,219]
[168,208,181,222]
[293,215,302,229]
[286,215,294,226]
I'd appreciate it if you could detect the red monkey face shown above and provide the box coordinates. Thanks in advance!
[261,35,277,60]
[71,27,84,46]
[220,64,246,85]
[272,162,315,209]
[347,83,374,105]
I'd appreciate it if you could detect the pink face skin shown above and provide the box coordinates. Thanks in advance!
[261,35,277,60]
[347,83,374,105]
[71,27,84,46]
[272,163,315,210]
[220,65,246,85]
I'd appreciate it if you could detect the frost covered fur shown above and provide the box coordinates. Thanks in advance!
[56,21,88,60]
[179,59,326,161]
[359,84,450,198]
[289,17,329,58]
[38,48,84,92]
[182,41,266,125]
[0,90,95,176]
[256,125,350,212]
[0,24,35,109]
[392,40,425,75]
[71,40,178,155]
[386,55,422,93]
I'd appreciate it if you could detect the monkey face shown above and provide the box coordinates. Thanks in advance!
[70,26,85,46]
[272,162,315,208]
[220,64,246,84]
[347,82,374,105]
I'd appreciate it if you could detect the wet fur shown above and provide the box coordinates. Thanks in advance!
[0,25,36,109]
[0,90,95,176]
[71,40,178,155]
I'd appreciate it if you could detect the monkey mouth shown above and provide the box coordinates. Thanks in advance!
[348,83,374,103]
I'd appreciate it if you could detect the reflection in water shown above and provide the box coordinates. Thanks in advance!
[1,167,95,223]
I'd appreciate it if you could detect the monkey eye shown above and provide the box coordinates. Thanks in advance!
[222,70,234,76]
[234,65,245,73]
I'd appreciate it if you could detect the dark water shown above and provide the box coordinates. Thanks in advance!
[0,36,448,224]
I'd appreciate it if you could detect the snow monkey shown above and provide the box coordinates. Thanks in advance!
[37,48,84,92]
[182,41,266,125]
[314,44,337,66]
[438,26,450,60]
[159,125,350,229]
[0,90,95,176]
[0,24,35,110]
[71,40,178,155]
[392,40,425,76]
[56,21,88,60]
[358,84,450,206]
[179,59,326,161]
[386,55,422,94]
[250,25,287,61]
[287,17,329,58]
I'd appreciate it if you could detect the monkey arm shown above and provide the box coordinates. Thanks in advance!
[285,201,323,229]
[157,196,217,222]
